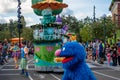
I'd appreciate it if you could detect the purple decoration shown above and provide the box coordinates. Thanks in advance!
[62,29,66,34]
[62,24,68,31]
[61,24,69,34]
[56,15,62,24]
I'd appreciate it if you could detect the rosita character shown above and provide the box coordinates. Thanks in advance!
[12,43,20,69]
[55,42,96,80]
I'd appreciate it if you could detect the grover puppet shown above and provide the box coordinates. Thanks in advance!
[55,42,96,80]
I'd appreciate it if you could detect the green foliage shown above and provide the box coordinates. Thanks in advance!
[0,31,10,40]
[116,30,120,39]
[91,16,116,40]
[78,16,116,42]
[0,15,117,43]
[0,16,33,42]
[80,24,93,42]
[92,22,104,39]
[0,23,11,41]
[61,15,82,41]
[21,27,33,41]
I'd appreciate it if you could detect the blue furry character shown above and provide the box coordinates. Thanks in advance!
[55,42,96,80]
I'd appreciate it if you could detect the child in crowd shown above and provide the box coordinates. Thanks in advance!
[87,48,93,60]
[106,51,111,66]
[92,46,96,61]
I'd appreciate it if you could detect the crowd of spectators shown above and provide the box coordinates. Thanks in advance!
[1,38,120,67]
[82,39,120,66]
[0,40,34,65]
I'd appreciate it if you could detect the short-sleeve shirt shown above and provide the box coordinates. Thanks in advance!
[21,46,28,58]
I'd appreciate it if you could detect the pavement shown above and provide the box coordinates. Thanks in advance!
[88,60,120,71]
[1,58,120,71]
[1,58,120,80]
[0,58,13,69]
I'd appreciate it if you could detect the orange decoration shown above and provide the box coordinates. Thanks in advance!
[32,0,68,10]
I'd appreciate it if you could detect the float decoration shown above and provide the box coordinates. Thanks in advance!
[31,0,68,71]
[56,15,62,24]
[32,0,68,10]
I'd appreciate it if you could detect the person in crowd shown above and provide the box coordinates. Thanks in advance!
[95,40,99,62]
[9,43,14,58]
[98,40,104,64]
[117,40,120,66]
[29,44,34,56]
[12,43,20,69]
[111,44,118,66]
[118,49,120,66]
[87,48,93,60]
[105,44,111,66]
[117,39,120,47]
[92,45,96,61]
[2,42,8,63]
[0,43,3,65]
[106,51,111,66]
[20,42,29,77]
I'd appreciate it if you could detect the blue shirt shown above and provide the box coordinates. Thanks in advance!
[21,46,28,58]
[21,47,25,58]
[99,43,103,53]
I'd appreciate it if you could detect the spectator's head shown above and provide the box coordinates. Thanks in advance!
[22,41,26,47]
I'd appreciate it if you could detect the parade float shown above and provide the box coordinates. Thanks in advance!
[31,0,68,71]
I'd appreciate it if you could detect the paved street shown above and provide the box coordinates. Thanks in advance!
[0,56,120,80]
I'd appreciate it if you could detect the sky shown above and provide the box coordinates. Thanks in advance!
[0,0,112,26]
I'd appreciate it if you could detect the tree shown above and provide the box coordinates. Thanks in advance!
[80,24,93,42]
[61,15,82,41]
[0,23,11,41]
[92,16,116,40]
[116,30,120,40]
[20,15,26,27]
[21,27,33,41]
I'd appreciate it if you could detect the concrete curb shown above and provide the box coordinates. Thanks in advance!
[88,60,120,71]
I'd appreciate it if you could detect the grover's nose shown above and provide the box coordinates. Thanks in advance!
[55,49,61,56]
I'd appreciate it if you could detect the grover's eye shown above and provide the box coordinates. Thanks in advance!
[62,47,65,51]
